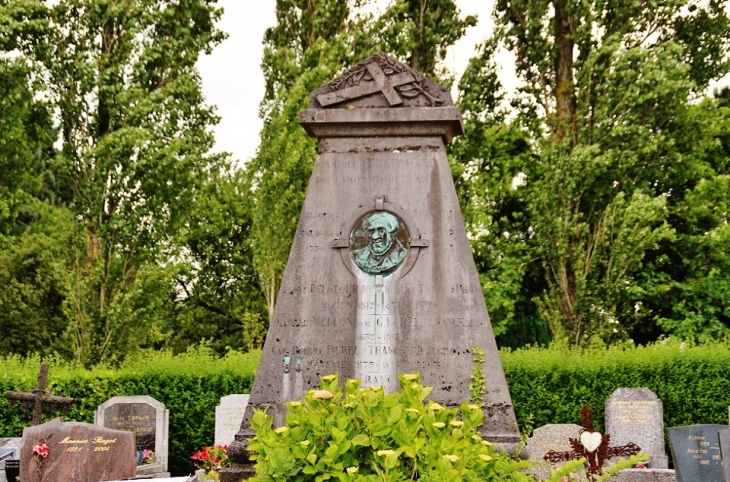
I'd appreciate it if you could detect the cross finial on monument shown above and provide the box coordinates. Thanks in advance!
[5,363,75,425]
[543,405,641,480]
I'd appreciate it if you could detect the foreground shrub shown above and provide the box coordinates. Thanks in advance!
[248,373,533,481]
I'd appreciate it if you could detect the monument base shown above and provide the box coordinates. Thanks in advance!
[219,464,256,482]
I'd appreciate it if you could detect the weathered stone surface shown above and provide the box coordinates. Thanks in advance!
[215,395,249,446]
[611,468,676,482]
[668,424,727,482]
[605,387,668,469]
[525,424,582,480]
[95,395,169,475]
[226,53,521,472]
[18,418,136,482]
[720,427,730,482]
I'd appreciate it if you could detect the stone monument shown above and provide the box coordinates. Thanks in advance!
[605,387,668,468]
[95,395,169,477]
[225,52,521,479]
[668,424,726,482]
[215,395,250,446]
[18,417,136,482]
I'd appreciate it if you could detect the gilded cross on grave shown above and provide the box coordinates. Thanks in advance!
[5,363,74,425]
[543,405,641,480]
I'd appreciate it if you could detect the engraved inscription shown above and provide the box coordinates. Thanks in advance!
[612,400,654,424]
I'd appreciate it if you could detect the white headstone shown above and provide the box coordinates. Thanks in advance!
[215,395,250,446]
[605,387,668,469]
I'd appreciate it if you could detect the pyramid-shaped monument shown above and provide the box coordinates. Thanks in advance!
[227,53,521,472]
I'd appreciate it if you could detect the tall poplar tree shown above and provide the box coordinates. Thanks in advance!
[453,0,730,345]
[38,0,228,365]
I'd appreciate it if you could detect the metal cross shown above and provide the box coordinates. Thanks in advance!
[543,405,641,480]
[316,62,416,107]
[5,364,74,425]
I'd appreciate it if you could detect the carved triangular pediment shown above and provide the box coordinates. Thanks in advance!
[310,52,454,109]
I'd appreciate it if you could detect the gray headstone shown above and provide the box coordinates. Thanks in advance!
[668,424,727,482]
[525,424,582,480]
[18,417,136,482]
[605,387,668,469]
[227,52,521,466]
[720,428,730,482]
[215,395,249,446]
[95,395,169,476]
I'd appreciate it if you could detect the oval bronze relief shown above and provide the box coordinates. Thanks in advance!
[349,211,410,276]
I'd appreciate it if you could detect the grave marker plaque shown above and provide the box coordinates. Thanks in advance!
[605,387,668,468]
[95,395,169,475]
[18,418,136,482]
[227,52,521,472]
[669,424,726,482]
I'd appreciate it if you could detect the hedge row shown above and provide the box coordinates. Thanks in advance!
[2,341,729,474]
[0,347,260,476]
[502,340,730,432]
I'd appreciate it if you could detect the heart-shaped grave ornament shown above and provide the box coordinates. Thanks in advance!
[580,431,603,453]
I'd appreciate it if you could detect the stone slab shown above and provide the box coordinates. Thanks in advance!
[215,395,249,446]
[0,438,20,469]
[95,395,169,474]
[720,427,730,482]
[605,387,668,468]
[525,423,582,480]
[18,418,136,482]
[611,468,676,482]
[668,424,727,482]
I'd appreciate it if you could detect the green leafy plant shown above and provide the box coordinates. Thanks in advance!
[469,344,487,406]
[248,373,533,481]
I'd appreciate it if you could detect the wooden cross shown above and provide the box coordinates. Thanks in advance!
[543,405,641,480]
[316,62,416,107]
[5,363,74,425]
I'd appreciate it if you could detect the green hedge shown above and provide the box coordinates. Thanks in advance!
[2,341,729,474]
[502,340,730,467]
[0,347,261,476]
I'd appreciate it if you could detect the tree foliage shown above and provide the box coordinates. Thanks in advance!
[452,0,730,346]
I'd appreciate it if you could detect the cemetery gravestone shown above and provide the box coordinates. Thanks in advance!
[720,428,730,482]
[0,438,20,469]
[225,52,522,478]
[525,424,582,480]
[215,395,249,447]
[668,424,726,482]
[605,387,668,468]
[18,417,136,482]
[95,395,169,476]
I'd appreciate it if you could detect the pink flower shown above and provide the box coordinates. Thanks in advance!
[33,442,49,459]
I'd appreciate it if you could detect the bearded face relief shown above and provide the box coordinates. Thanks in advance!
[349,211,410,276]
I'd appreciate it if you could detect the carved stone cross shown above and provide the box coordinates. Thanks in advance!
[5,363,74,425]
[316,62,416,107]
[543,405,641,480]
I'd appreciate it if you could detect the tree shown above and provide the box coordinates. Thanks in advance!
[455,0,730,345]
[35,0,228,366]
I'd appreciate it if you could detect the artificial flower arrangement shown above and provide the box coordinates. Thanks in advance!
[191,444,233,480]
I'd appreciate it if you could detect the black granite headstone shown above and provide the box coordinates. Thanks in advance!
[720,427,730,482]
[669,424,727,482]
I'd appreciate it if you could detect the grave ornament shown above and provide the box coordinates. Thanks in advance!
[543,405,641,481]
[223,52,521,481]
[4,364,74,425]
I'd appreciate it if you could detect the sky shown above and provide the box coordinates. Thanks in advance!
[196,0,504,165]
